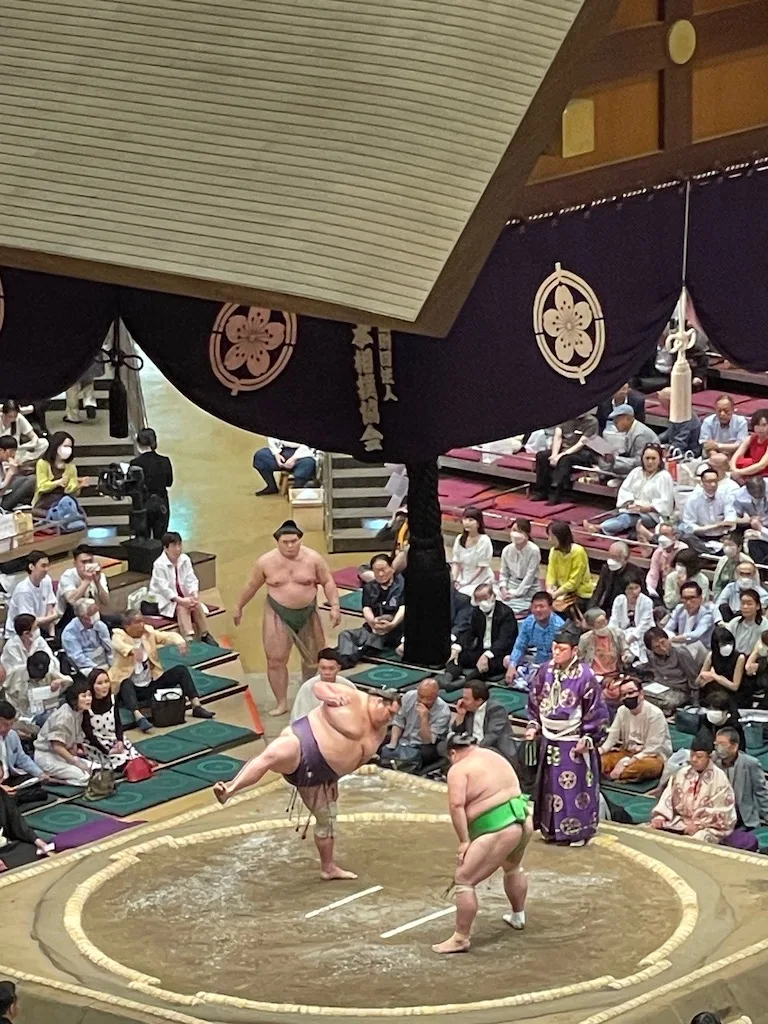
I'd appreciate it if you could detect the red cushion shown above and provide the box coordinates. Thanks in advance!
[491,494,576,517]
[551,504,608,524]
[692,388,739,407]
[445,447,483,462]
[496,453,535,471]
[438,477,493,502]
[332,566,363,590]
[479,510,516,530]
[733,397,768,416]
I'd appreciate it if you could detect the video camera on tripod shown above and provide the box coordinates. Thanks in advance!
[98,463,162,572]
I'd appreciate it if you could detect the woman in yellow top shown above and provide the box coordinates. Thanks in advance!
[33,431,83,512]
[546,521,594,619]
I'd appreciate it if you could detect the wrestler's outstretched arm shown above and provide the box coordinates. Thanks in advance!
[233,561,266,626]
[316,557,341,627]
[318,687,367,740]
[312,680,354,706]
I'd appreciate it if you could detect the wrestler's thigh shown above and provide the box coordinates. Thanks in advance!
[458,826,523,886]
[262,604,293,659]
[503,818,533,871]
[303,612,326,654]
[263,732,302,774]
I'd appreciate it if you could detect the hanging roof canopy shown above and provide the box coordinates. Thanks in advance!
[0,0,619,333]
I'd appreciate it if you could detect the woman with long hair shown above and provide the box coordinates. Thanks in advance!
[696,623,748,708]
[32,431,85,514]
[587,443,674,539]
[82,668,139,771]
[545,520,594,617]
[451,506,494,596]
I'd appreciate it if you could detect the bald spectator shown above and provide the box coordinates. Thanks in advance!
[700,395,749,456]
[381,679,450,772]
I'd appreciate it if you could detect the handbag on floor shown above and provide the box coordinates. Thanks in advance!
[124,754,155,783]
[150,688,185,728]
[84,753,116,802]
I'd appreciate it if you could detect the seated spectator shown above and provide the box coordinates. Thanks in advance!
[545,521,594,617]
[0,699,47,800]
[0,787,50,860]
[745,628,768,700]
[579,608,630,680]
[381,678,451,772]
[337,553,405,668]
[64,361,99,424]
[82,669,140,772]
[451,507,494,596]
[529,410,598,503]
[504,591,564,685]
[643,522,687,600]
[498,518,541,613]
[696,624,749,709]
[732,474,768,529]
[666,581,716,665]
[4,551,57,639]
[0,437,35,511]
[664,548,710,610]
[651,733,736,844]
[610,577,655,663]
[33,679,94,785]
[451,680,517,764]
[596,382,646,432]
[716,559,768,621]
[706,451,741,503]
[130,427,174,540]
[713,726,768,852]
[253,436,318,495]
[3,651,71,732]
[446,582,517,683]
[61,599,114,676]
[643,626,699,714]
[680,467,736,550]
[0,399,47,465]
[56,544,115,633]
[701,690,744,749]
[109,610,215,732]
[290,649,355,723]
[712,534,744,603]
[149,531,216,644]
[700,394,749,457]
[589,541,637,614]
[596,404,658,479]
[731,407,768,479]
[725,589,764,660]
[587,443,674,539]
[32,431,85,515]
[656,390,701,457]
[0,614,60,684]
[600,679,672,782]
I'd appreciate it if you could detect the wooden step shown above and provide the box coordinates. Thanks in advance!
[331,487,390,506]
[328,526,387,553]
[331,467,389,485]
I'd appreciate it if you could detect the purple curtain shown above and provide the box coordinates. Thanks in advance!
[687,170,768,370]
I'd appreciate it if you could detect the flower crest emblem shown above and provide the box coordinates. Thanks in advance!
[209,304,297,395]
[533,263,605,383]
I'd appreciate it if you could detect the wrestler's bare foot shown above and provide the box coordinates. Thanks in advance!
[320,864,358,881]
[432,933,471,955]
[269,703,289,717]
[213,781,230,805]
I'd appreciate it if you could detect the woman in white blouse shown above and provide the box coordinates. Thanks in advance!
[609,577,655,663]
[597,443,674,538]
[451,507,494,596]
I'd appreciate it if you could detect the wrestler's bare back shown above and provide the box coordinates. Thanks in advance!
[257,546,327,609]
[451,747,522,823]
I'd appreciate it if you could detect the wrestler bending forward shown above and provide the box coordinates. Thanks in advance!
[214,682,399,880]
[433,733,532,954]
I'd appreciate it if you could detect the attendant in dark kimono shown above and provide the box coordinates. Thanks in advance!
[525,623,609,846]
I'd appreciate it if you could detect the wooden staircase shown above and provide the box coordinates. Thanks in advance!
[324,453,393,553]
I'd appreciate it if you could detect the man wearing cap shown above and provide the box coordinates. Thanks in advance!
[651,732,737,844]
[599,404,657,478]
[525,622,609,846]
[214,682,400,880]
[234,520,340,716]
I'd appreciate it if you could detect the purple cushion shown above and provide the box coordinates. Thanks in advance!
[52,817,141,852]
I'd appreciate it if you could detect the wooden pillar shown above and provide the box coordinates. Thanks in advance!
[661,0,695,150]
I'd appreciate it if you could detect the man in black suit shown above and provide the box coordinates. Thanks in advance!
[445,582,517,683]
[130,427,174,540]
[451,679,518,764]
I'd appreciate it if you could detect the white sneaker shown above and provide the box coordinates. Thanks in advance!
[502,911,525,930]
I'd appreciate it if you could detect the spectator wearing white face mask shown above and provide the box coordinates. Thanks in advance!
[61,599,114,676]
[715,558,768,622]
[663,548,710,611]
[498,518,541,613]
[32,431,84,514]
